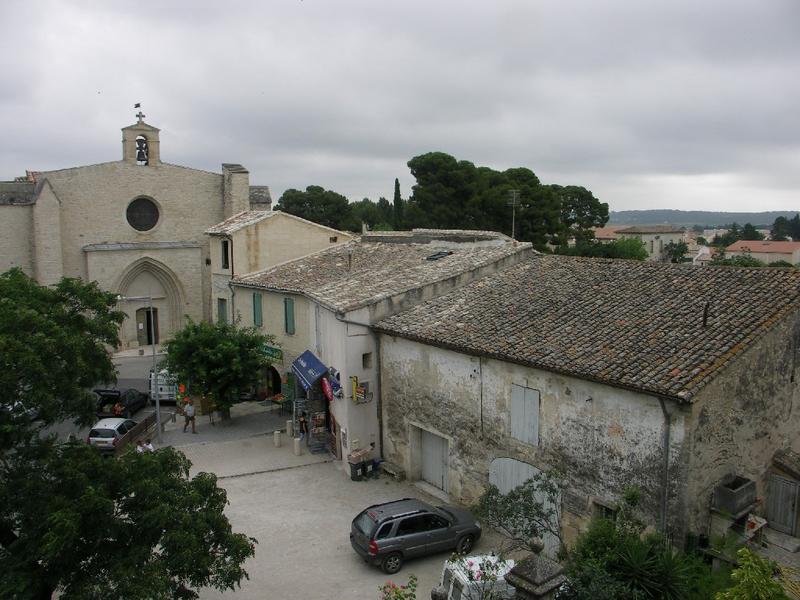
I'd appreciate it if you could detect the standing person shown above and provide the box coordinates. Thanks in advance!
[135,439,145,454]
[298,412,308,440]
[183,399,197,434]
[113,400,124,417]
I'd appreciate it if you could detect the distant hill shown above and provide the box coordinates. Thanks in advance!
[608,210,798,228]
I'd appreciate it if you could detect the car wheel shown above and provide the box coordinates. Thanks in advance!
[456,534,475,555]
[381,552,403,574]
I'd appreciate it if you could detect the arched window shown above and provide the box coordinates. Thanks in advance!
[135,135,149,165]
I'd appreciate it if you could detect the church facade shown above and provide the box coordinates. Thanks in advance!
[0,116,271,348]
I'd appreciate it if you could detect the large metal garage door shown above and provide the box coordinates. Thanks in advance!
[489,457,560,557]
[421,429,448,493]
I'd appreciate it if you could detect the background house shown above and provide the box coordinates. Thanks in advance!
[205,210,354,323]
[725,240,800,265]
[616,225,685,261]
[374,255,800,552]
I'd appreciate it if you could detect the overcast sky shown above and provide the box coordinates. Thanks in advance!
[1,1,798,212]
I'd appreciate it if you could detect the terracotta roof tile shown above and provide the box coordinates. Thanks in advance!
[374,255,800,401]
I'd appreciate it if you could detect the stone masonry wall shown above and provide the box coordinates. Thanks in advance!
[379,334,689,545]
[0,204,33,275]
[683,311,800,533]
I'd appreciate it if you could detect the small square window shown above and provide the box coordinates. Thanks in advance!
[329,236,338,243]
[362,352,373,369]
[593,500,618,521]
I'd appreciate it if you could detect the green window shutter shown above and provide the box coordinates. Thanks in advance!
[253,293,263,327]
[284,298,295,335]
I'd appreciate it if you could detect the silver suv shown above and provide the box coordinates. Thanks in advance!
[350,498,481,574]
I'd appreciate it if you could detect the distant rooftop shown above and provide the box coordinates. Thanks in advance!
[374,254,800,402]
[617,225,685,234]
[0,181,35,205]
[726,240,800,254]
[233,235,532,313]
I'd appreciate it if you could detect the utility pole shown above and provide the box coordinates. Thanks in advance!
[507,189,520,240]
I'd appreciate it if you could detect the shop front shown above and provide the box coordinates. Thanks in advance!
[291,350,342,457]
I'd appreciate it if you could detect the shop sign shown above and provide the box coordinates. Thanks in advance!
[350,376,365,403]
[261,345,283,361]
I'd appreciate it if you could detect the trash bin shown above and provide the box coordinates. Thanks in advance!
[348,461,362,481]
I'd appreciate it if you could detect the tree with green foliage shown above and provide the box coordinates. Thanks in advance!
[276,185,352,230]
[741,223,765,241]
[664,240,689,263]
[771,216,791,241]
[163,319,274,419]
[715,548,789,600]
[558,489,730,600]
[393,178,404,230]
[711,253,765,268]
[0,269,255,599]
[473,471,562,556]
[1,440,255,599]
[557,238,648,261]
[696,236,709,246]
[769,260,795,268]
[551,185,609,243]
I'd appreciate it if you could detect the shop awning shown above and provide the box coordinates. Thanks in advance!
[291,350,328,391]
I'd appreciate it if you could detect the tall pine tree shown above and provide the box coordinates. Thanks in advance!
[393,178,404,230]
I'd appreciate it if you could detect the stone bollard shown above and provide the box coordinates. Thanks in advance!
[430,586,447,600]
[286,419,294,437]
[273,430,281,447]
[293,437,302,456]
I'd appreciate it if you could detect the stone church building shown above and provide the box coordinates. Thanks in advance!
[0,115,271,348]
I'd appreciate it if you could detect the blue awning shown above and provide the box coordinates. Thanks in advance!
[291,350,328,391]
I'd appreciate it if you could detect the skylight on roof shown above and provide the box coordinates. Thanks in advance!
[425,250,454,261]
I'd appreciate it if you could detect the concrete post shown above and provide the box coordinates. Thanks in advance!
[273,430,281,447]
[286,419,293,437]
[293,437,302,456]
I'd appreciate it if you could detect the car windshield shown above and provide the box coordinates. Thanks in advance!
[354,511,376,536]
[89,428,115,438]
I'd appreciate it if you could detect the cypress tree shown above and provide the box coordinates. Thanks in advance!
[393,178,404,229]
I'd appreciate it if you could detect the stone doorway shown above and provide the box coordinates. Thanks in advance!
[135,307,159,346]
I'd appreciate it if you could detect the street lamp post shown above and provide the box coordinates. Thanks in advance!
[118,294,162,443]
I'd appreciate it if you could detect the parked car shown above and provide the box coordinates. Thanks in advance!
[439,554,516,600]
[86,417,138,454]
[94,388,149,417]
[350,498,481,574]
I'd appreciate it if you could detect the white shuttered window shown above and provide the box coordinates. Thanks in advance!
[510,384,540,446]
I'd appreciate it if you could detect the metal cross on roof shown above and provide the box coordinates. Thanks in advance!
[136,110,146,123]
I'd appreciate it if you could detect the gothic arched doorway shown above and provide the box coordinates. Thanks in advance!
[116,258,184,349]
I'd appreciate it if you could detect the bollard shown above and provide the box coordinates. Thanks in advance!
[286,419,293,437]
[293,436,301,456]
[273,430,281,448]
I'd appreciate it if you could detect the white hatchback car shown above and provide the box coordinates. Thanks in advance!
[439,554,516,600]
[86,417,137,454]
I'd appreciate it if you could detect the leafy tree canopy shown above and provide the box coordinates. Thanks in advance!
[0,441,255,599]
[0,268,123,452]
[771,214,800,242]
[0,270,255,599]
[715,548,789,600]
[163,319,275,417]
[276,185,352,230]
[711,253,765,268]
[556,238,648,261]
[664,240,689,263]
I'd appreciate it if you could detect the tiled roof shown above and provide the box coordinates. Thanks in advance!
[727,240,800,254]
[249,185,272,207]
[374,255,800,402]
[233,238,532,313]
[592,226,626,240]
[617,225,684,234]
[205,210,275,235]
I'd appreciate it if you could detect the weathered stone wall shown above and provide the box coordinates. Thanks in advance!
[379,334,689,544]
[684,311,800,533]
[0,204,34,275]
[32,181,64,285]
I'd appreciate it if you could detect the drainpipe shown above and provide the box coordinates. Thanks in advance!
[657,397,673,533]
[225,234,235,320]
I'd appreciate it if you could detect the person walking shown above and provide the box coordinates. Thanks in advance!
[183,399,197,434]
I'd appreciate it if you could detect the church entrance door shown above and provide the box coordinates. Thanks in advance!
[136,307,160,346]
